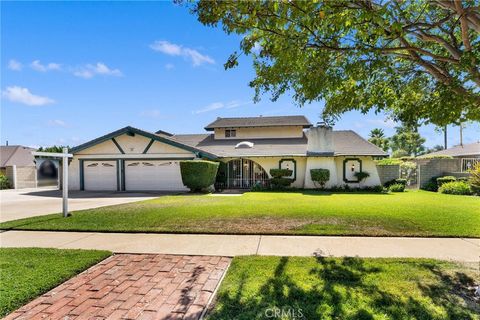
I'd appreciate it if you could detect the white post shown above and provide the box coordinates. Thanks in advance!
[62,148,69,218]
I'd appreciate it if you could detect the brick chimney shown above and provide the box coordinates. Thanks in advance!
[306,122,334,156]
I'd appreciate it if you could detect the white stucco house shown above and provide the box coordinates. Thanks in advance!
[68,115,387,191]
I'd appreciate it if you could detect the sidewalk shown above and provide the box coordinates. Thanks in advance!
[1,230,479,262]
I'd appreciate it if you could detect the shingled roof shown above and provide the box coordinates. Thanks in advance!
[204,115,312,130]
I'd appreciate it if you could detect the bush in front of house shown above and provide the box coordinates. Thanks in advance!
[310,169,330,189]
[469,162,480,195]
[436,176,456,187]
[269,168,293,190]
[438,181,473,195]
[180,160,219,192]
[388,183,405,192]
[0,173,10,189]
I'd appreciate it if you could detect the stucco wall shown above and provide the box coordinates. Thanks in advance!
[214,126,304,140]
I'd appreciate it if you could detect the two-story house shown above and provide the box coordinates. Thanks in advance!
[68,115,387,191]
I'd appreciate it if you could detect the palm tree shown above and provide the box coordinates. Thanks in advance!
[368,128,389,152]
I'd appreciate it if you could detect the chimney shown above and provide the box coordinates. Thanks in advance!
[307,122,334,155]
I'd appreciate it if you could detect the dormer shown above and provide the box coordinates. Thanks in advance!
[204,115,312,140]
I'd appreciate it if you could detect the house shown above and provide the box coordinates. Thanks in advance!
[421,141,480,172]
[0,145,37,189]
[68,115,387,191]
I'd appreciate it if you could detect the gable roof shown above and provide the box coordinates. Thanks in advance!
[171,130,387,157]
[204,115,312,131]
[0,145,36,167]
[70,126,217,159]
[421,141,480,157]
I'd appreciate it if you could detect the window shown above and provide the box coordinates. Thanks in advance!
[225,129,236,138]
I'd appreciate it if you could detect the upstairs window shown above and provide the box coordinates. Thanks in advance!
[225,129,236,138]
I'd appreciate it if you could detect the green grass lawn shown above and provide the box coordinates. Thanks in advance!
[0,248,111,317]
[1,190,479,237]
[208,256,480,320]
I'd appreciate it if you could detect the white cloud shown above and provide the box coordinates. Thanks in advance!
[150,40,215,66]
[8,59,22,71]
[73,62,122,79]
[193,100,249,114]
[31,60,61,72]
[48,119,67,127]
[366,118,397,128]
[2,86,55,106]
[165,63,175,70]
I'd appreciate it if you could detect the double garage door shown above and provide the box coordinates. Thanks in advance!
[83,160,186,191]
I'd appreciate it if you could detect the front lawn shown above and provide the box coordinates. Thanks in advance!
[0,248,111,317]
[208,256,479,320]
[1,191,479,237]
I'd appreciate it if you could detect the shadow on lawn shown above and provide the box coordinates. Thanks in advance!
[209,257,477,320]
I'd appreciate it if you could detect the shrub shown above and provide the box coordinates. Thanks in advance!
[469,162,480,195]
[375,158,402,166]
[180,160,219,192]
[436,176,456,187]
[438,181,473,195]
[388,183,405,192]
[269,169,293,178]
[310,169,330,189]
[0,174,10,189]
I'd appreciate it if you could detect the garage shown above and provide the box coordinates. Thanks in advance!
[84,160,117,191]
[124,160,186,191]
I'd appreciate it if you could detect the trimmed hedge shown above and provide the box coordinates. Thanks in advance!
[180,160,219,192]
[438,181,473,195]
[310,169,330,188]
[436,176,456,187]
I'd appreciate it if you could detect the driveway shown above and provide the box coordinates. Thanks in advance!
[0,188,170,223]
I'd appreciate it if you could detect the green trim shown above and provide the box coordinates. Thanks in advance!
[70,126,217,159]
[111,138,125,154]
[143,139,155,154]
[343,158,362,183]
[279,158,297,182]
[79,159,84,191]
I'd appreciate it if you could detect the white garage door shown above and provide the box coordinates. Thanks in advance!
[125,160,186,191]
[84,161,117,191]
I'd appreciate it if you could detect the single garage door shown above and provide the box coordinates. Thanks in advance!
[125,160,186,191]
[84,161,117,191]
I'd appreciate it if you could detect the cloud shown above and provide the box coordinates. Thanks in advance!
[8,59,22,71]
[73,62,122,79]
[366,118,397,128]
[48,119,67,127]
[2,86,55,106]
[31,60,61,72]
[150,40,215,66]
[193,100,249,114]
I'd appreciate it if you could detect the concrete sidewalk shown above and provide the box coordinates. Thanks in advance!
[1,230,479,262]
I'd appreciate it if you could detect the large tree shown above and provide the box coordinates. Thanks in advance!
[191,0,480,126]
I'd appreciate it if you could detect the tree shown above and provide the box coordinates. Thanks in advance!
[368,128,389,151]
[191,1,480,127]
[389,125,426,156]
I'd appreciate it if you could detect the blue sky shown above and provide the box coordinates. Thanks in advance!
[1,1,478,149]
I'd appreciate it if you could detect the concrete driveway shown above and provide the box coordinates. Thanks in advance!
[0,187,170,222]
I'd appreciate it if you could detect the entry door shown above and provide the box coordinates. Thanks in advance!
[84,161,117,191]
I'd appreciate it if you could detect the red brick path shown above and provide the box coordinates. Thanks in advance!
[5,254,231,320]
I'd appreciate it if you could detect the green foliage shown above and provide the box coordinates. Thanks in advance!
[438,181,473,195]
[375,158,402,166]
[391,149,409,158]
[269,178,293,190]
[436,176,456,187]
[269,169,293,178]
[310,169,330,189]
[0,174,10,190]
[180,160,219,192]
[368,128,389,152]
[354,171,370,182]
[388,183,405,192]
[468,162,480,195]
[191,1,480,126]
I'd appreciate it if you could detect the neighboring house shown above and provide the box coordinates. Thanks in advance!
[421,141,480,172]
[68,115,387,191]
[0,145,37,189]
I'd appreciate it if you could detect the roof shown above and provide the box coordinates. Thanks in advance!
[0,145,36,167]
[171,130,387,157]
[421,141,480,157]
[204,115,312,131]
[70,126,217,159]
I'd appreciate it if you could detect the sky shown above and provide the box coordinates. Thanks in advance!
[1,1,479,149]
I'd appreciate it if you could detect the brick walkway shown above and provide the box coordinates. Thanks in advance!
[5,254,231,320]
